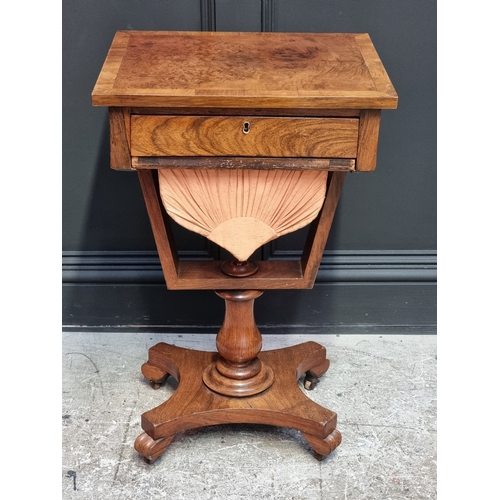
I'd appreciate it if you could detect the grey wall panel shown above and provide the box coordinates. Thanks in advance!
[216,0,263,31]
[63,283,436,333]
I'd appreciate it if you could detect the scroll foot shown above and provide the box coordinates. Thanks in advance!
[141,362,169,390]
[134,432,174,463]
[302,429,342,459]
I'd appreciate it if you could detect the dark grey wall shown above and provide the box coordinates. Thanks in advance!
[62,0,436,332]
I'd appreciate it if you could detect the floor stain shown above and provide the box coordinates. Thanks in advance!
[66,470,77,491]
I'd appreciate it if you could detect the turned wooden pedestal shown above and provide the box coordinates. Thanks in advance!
[92,31,397,463]
[135,290,341,463]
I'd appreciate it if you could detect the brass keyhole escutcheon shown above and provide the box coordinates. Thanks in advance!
[243,121,250,134]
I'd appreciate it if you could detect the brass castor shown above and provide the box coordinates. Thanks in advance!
[304,371,320,390]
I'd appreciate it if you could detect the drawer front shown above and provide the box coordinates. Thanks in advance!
[130,115,359,158]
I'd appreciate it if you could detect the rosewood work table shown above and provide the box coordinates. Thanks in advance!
[92,31,397,463]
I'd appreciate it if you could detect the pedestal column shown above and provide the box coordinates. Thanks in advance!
[203,289,274,397]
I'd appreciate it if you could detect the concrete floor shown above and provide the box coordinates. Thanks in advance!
[62,332,436,499]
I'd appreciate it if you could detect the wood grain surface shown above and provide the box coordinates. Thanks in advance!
[130,115,359,158]
[135,340,341,462]
[92,31,398,109]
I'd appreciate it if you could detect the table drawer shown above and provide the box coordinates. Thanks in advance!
[130,115,359,158]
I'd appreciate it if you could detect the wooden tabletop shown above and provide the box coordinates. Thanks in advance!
[92,31,397,109]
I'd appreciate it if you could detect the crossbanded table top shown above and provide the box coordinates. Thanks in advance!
[92,31,398,109]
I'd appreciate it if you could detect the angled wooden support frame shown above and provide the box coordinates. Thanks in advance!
[137,168,347,290]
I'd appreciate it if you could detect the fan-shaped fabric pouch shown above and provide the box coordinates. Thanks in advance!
[158,169,327,261]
